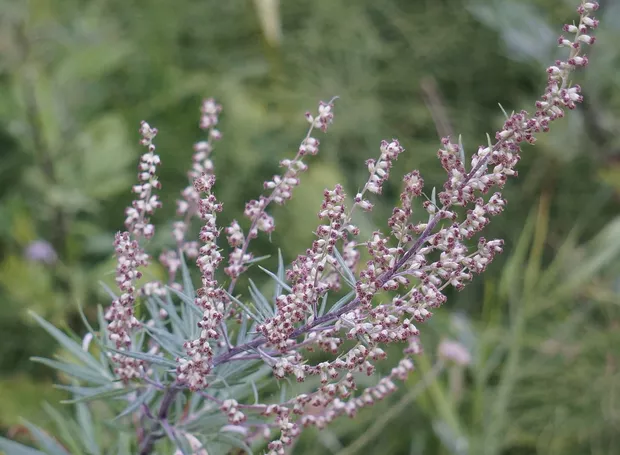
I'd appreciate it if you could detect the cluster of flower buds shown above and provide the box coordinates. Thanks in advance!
[105,122,164,381]
[257,184,354,350]
[220,399,247,425]
[158,99,224,289]
[176,174,228,391]
[125,122,162,239]
[224,99,336,282]
[105,234,148,382]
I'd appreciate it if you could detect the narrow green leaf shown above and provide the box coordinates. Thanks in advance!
[458,135,466,168]
[116,433,131,455]
[143,325,184,358]
[237,311,249,345]
[22,421,70,455]
[163,422,189,455]
[332,247,356,287]
[98,281,118,300]
[276,249,286,299]
[96,305,112,370]
[149,295,186,339]
[248,279,275,319]
[104,348,176,368]
[328,290,356,314]
[216,432,254,455]
[258,265,292,295]
[0,437,46,455]
[30,357,111,385]
[114,387,157,421]
[76,403,100,455]
[167,286,202,319]
[177,250,198,337]
[318,293,329,317]
[245,254,271,265]
[29,311,109,378]
[251,380,259,405]
[179,249,195,301]
[77,305,109,355]
[226,292,263,323]
[60,385,136,404]
[41,403,82,454]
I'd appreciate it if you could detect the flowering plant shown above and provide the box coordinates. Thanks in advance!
[1,2,600,454]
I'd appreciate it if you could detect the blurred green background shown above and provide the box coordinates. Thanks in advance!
[1,0,619,454]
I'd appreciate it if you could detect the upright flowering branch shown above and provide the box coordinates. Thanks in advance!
[105,121,162,382]
[224,99,336,288]
[176,173,228,391]
[159,99,223,287]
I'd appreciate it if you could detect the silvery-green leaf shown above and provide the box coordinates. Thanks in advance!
[258,265,292,295]
[248,279,274,319]
[60,384,136,404]
[30,357,112,385]
[151,294,188,339]
[216,432,254,455]
[96,305,112,369]
[168,286,202,319]
[76,402,100,455]
[332,247,356,287]
[114,387,157,421]
[0,437,46,455]
[22,421,70,455]
[458,135,466,168]
[41,403,82,454]
[116,433,131,455]
[105,347,176,368]
[318,293,329,317]
[226,292,262,323]
[276,249,286,299]
[166,288,203,339]
[179,250,198,335]
[29,311,110,378]
[245,254,271,265]
[98,281,118,300]
[143,325,185,358]
[251,380,259,404]
[77,305,107,353]
[236,311,249,345]
[328,290,356,314]
[179,412,228,434]
[179,249,195,300]
[188,389,204,415]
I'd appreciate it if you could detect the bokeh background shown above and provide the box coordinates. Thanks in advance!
[1,0,619,454]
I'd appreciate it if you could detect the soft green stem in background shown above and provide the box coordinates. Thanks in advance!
[339,360,445,455]
[484,193,550,455]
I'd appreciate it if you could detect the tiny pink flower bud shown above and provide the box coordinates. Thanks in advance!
[563,24,579,33]
[583,2,599,11]
[578,34,596,44]
[582,16,599,28]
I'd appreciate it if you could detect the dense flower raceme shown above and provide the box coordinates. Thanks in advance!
[101,3,598,453]
[105,121,161,381]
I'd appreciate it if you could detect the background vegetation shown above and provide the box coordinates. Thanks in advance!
[0,0,619,453]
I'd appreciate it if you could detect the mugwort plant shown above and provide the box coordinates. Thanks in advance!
[2,2,600,454]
